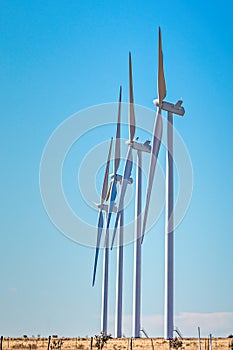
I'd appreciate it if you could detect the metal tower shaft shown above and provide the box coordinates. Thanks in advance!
[164,111,174,340]
[133,150,142,338]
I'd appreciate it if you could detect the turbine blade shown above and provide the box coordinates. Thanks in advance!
[111,210,121,249]
[92,210,104,286]
[118,147,133,212]
[129,52,136,142]
[106,180,113,202]
[141,109,163,243]
[106,179,118,229]
[158,27,166,104]
[111,147,133,247]
[114,86,122,175]
[101,137,113,203]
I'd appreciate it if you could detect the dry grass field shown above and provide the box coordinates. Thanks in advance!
[0,337,232,350]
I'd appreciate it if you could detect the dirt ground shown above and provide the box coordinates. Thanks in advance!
[1,336,232,350]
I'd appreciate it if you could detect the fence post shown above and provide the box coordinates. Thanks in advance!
[198,327,201,350]
[47,336,51,350]
[0,336,3,350]
[209,334,212,350]
[90,337,93,350]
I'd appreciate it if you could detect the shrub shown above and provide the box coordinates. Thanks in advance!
[170,337,183,350]
[94,333,112,350]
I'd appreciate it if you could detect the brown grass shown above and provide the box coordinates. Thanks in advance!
[1,337,232,350]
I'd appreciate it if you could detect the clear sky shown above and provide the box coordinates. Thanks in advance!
[1,0,233,339]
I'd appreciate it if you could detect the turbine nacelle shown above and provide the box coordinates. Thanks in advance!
[110,173,133,184]
[153,99,185,116]
[95,202,117,213]
[110,173,123,182]
[126,140,151,153]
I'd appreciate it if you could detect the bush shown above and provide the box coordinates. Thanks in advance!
[94,333,112,350]
[170,337,183,349]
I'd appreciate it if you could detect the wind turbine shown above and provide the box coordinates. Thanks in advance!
[141,27,185,340]
[92,87,122,334]
[111,53,151,338]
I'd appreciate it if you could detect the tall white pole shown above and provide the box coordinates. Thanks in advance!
[115,211,124,338]
[133,150,142,338]
[101,229,109,334]
[164,111,174,339]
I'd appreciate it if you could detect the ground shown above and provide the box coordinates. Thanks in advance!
[1,337,232,350]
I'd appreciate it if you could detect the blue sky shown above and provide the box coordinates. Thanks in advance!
[1,0,233,338]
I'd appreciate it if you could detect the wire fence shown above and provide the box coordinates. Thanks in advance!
[0,336,229,350]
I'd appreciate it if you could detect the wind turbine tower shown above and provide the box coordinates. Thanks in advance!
[153,30,185,339]
[111,53,151,338]
[141,28,185,339]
